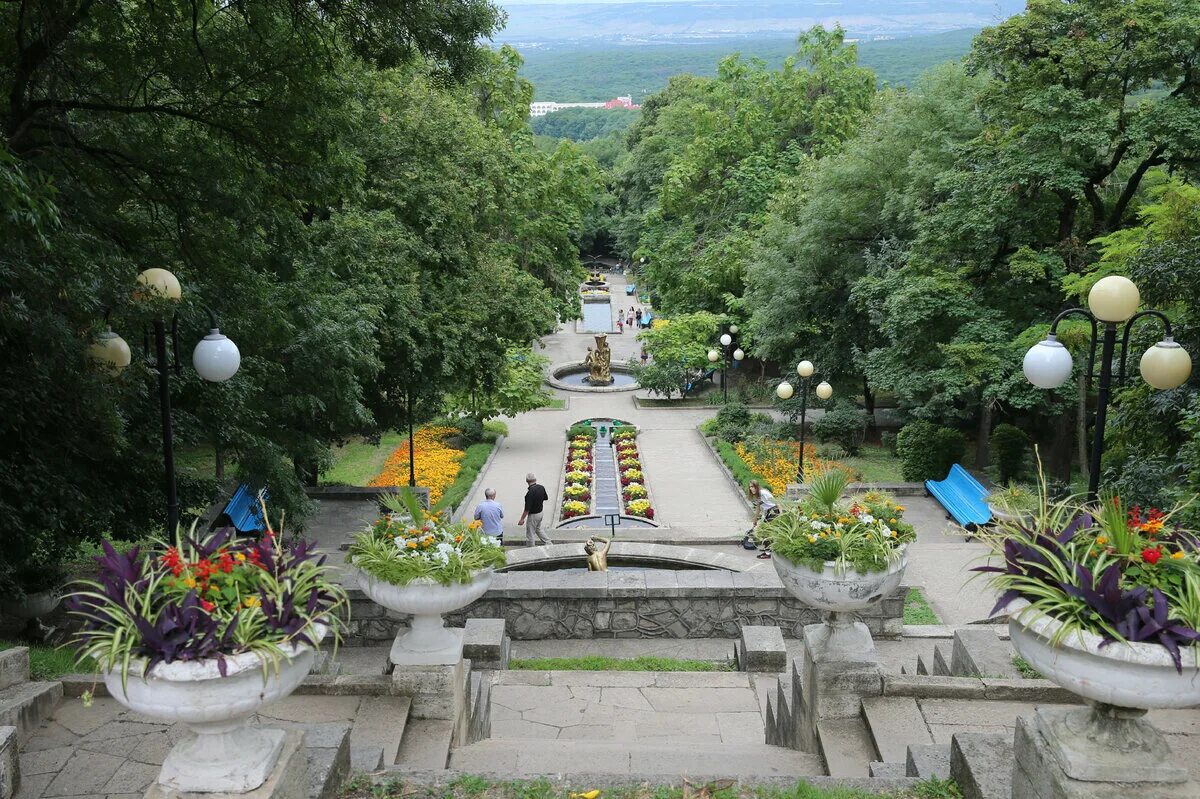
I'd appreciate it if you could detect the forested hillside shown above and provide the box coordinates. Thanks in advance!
[605,4,1200,517]
[531,107,640,141]
[520,29,977,101]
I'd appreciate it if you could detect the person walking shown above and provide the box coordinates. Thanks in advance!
[472,488,504,545]
[747,480,779,559]
[517,473,553,546]
[616,317,624,334]
[635,308,643,326]
[640,348,649,366]
[627,309,634,327]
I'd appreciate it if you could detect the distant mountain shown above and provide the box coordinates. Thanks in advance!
[496,1,1022,45]
[518,28,981,102]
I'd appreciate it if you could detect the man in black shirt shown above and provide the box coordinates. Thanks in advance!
[517,472,553,546]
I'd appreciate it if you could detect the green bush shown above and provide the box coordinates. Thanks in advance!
[714,439,766,490]
[881,430,899,455]
[567,424,597,440]
[896,421,966,482]
[455,416,485,444]
[432,442,495,513]
[990,424,1029,484]
[713,402,753,442]
[815,443,848,460]
[811,401,869,455]
[483,420,508,439]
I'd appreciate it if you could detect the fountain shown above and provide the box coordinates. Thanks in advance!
[582,334,614,386]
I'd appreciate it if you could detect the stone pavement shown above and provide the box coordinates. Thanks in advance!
[15,694,398,799]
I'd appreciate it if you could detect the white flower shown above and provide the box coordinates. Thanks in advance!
[860,513,875,523]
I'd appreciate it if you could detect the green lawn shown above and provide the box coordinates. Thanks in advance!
[433,441,496,513]
[510,656,734,672]
[543,398,567,410]
[903,589,940,625]
[842,445,905,484]
[344,775,963,799]
[321,432,409,486]
[0,641,94,680]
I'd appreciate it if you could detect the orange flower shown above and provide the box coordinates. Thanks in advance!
[369,426,463,503]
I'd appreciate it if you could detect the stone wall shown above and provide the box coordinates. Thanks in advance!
[341,569,906,645]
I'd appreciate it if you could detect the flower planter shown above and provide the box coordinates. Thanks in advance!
[103,626,324,793]
[987,503,1035,528]
[1,588,61,621]
[1005,598,1200,709]
[1004,599,1199,785]
[772,546,908,613]
[358,568,492,663]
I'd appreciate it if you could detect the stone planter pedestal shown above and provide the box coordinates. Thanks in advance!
[1006,600,1200,798]
[773,551,906,751]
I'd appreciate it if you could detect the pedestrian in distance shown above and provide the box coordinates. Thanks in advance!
[473,488,504,545]
[640,349,649,366]
[617,317,624,334]
[517,473,553,546]
[747,480,779,559]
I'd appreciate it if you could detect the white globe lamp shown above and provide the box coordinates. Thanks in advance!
[1140,339,1192,390]
[719,333,732,347]
[135,268,182,301]
[776,381,794,400]
[815,381,833,400]
[1023,335,1075,389]
[707,350,720,363]
[193,329,241,383]
[797,360,814,378]
[1087,276,1140,323]
[732,348,745,361]
[728,324,739,334]
[89,329,131,373]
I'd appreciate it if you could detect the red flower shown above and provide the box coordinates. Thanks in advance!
[1143,548,1162,565]
[200,599,216,612]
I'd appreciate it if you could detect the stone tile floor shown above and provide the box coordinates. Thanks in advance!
[15,695,388,799]
[488,671,766,745]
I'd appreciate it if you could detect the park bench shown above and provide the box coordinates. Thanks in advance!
[214,483,269,535]
[625,284,636,295]
[925,464,992,531]
[684,368,717,395]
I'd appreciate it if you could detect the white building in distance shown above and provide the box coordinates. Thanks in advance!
[529,96,640,118]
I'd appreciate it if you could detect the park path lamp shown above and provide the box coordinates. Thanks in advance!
[90,269,241,538]
[775,360,833,483]
[713,324,743,403]
[1022,275,1190,502]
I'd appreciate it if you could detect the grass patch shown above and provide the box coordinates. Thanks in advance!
[903,588,940,625]
[842,445,906,484]
[1012,655,1042,680]
[433,441,496,514]
[543,398,567,410]
[712,438,769,492]
[322,432,408,486]
[343,775,961,799]
[509,656,734,672]
[0,641,95,680]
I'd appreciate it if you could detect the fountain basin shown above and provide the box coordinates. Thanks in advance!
[547,362,639,393]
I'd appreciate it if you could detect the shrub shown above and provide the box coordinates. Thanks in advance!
[811,401,868,455]
[881,431,898,455]
[713,402,753,442]
[567,424,597,440]
[990,424,1030,484]
[455,416,485,444]
[815,443,848,461]
[896,421,966,482]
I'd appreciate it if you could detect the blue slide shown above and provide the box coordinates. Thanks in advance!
[925,464,992,530]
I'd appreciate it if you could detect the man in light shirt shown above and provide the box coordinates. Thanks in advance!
[473,488,504,544]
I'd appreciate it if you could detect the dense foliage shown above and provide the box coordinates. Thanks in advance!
[0,1,600,594]
[531,108,640,142]
[610,1,1200,503]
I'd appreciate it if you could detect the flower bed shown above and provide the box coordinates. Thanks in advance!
[734,439,856,495]
[369,425,463,505]
[760,471,914,574]
[563,432,596,518]
[613,428,655,520]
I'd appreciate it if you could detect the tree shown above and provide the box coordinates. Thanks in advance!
[633,312,723,398]
[446,347,552,421]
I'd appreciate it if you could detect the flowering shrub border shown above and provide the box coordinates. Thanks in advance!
[563,433,595,518]
[613,429,655,520]
[369,426,463,505]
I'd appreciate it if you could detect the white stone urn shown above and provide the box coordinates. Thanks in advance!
[103,624,325,793]
[357,569,492,665]
[1005,598,1200,783]
[773,546,907,660]
[1,588,62,620]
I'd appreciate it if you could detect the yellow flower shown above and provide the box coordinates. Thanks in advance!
[896,506,906,512]
[235,552,246,562]
[889,518,897,524]
[183,576,197,589]
[406,541,418,549]
[1171,551,1186,560]
[890,530,898,538]
[468,520,483,530]
[807,535,817,543]
[243,596,261,608]
[1095,536,1108,546]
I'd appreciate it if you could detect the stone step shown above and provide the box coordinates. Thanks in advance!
[394,718,454,771]
[446,739,825,777]
[0,681,63,742]
[492,671,754,688]
[950,732,1013,799]
[915,653,930,676]
[816,718,874,778]
[860,696,933,763]
[932,644,951,677]
[951,629,1020,679]
[349,696,410,773]
[906,743,951,780]
[868,761,907,779]
[0,649,29,692]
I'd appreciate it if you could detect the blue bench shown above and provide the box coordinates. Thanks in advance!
[641,312,654,328]
[925,464,992,530]
[217,484,269,534]
[625,285,636,296]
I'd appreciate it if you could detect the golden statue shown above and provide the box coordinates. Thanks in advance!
[587,333,613,385]
[585,536,611,572]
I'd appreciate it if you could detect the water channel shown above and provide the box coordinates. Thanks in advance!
[580,299,613,332]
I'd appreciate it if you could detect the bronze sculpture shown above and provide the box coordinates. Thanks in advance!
[586,333,613,385]
[585,536,611,572]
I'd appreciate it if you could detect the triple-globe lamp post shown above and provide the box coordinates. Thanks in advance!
[775,360,833,482]
[708,325,744,403]
[1022,275,1191,502]
[89,268,242,538]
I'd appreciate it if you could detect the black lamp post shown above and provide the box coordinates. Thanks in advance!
[708,324,744,404]
[89,269,242,538]
[1022,275,1191,502]
[774,360,833,483]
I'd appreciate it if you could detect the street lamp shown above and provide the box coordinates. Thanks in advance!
[775,360,833,483]
[90,269,241,537]
[1022,275,1191,502]
[712,325,744,403]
